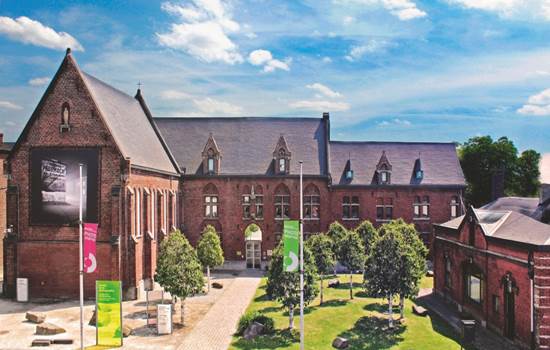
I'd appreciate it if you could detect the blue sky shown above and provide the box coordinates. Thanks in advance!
[2,1,550,156]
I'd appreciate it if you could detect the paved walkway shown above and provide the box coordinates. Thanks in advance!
[177,270,262,350]
[417,289,521,350]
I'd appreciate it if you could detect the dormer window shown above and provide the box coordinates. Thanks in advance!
[273,135,291,175]
[201,133,221,175]
[60,103,71,132]
[380,170,390,183]
[376,151,392,185]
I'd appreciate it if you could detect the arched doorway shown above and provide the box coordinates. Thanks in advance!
[502,273,517,339]
[245,224,262,269]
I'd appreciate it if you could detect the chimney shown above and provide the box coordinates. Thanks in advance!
[491,167,505,201]
[0,133,3,145]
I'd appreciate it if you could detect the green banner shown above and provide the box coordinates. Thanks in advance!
[283,220,299,272]
[96,280,123,347]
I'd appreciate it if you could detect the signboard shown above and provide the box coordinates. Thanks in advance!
[84,223,98,273]
[96,280,122,347]
[283,220,299,272]
[157,304,172,335]
[16,278,28,302]
[30,148,98,225]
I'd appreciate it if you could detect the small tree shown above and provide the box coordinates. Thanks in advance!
[155,230,204,325]
[266,243,318,329]
[197,225,224,293]
[306,233,335,305]
[326,221,348,272]
[364,230,404,328]
[337,230,365,299]
[355,220,379,256]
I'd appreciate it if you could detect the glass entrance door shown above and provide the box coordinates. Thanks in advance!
[246,241,261,269]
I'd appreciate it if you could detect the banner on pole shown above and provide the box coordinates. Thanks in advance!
[96,280,123,347]
[283,220,299,272]
[84,223,98,273]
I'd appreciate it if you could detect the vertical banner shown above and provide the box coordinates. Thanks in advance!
[84,223,98,273]
[96,281,123,347]
[283,220,299,272]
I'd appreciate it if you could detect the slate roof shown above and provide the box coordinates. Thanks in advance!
[0,142,13,153]
[330,141,465,186]
[81,72,178,175]
[154,117,328,176]
[482,197,540,217]
[437,208,550,246]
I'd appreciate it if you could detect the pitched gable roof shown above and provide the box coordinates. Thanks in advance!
[330,141,465,186]
[154,117,328,176]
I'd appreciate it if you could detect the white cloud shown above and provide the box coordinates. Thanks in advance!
[343,15,355,25]
[248,49,291,73]
[160,89,193,100]
[0,16,83,51]
[28,77,50,86]
[306,83,342,98]
[345,39,390,61]
[0,100,23,110]
[447,0,550,21]
[289,100,350,112]
[322,56,332,63]
[336,0,427,20]
[377,118,412,126]
[193,97,243,115]
[517,88,550,116]
[157,1,244,64]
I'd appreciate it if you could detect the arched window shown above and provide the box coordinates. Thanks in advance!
[274,184,290,219]
[304,184,320,220]
[444,252,452,289]
[463,260,484,304]
[451,196,461,218]
[204,184,219,219]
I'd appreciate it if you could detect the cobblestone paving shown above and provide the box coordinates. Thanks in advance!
[177,270,262,350]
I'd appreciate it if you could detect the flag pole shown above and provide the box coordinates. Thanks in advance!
[79,163,84,350]
[299,161,304,350]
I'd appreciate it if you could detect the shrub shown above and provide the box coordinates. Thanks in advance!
[236,311,275,335]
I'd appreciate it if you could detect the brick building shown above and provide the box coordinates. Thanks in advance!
[0,134,12,281]
[433,207,550,349]
[3,50,466,299]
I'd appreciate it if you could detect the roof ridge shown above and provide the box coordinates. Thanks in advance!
[330,140,457,145]
[154,116,324,121]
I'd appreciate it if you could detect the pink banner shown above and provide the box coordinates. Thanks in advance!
[83,223,98,274]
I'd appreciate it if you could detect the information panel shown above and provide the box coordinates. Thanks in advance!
[157,304,172,335]
[96,280,122,347]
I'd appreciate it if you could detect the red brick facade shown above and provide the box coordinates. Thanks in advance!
[434,207,550,349]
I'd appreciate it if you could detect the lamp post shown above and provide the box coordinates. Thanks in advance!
[299,161,304,350]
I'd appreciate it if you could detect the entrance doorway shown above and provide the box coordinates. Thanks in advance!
[245,224,262,269]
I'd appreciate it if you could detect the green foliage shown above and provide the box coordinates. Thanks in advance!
[237,311,275,335]
[197,225,224,269]
[305,233,335,276]
[337,230,365,272]
[244,223,261,238]
[266,242,318,327]
[354,220,379,255]
[326,221,348,257]
[155,230,204,300]
[459,135,540,206]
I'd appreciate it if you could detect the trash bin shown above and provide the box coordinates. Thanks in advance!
[461,319,476,345]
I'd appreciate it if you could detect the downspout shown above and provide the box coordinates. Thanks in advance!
[528,250,535,350]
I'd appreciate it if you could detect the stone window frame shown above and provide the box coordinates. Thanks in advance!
[342,195,360,220]
[376,197,393,222]
[303,184,320,220]
[444,253,452,289]
[242,194,252,219]
[203,184,219,219]
[450,195,461,218]
[135,188,142,238]
[413,195,430,220]
[143,188,153,239]
[274,184,290,220]
[464,261,485,306]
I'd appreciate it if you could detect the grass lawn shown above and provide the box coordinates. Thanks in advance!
[230,274,464,350]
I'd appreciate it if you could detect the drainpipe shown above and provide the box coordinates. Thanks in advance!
[528,251,535,350]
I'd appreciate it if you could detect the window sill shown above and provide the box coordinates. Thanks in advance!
[413,217,431,221]
[204,217,220,220]
[376,219,392,223]
[275,218,290,221]
[342,218,360,221]
[131,235,141,243]
[304,218,320,221]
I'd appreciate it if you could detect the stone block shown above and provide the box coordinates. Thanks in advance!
[36,323,65,335]
[26,312,46,324]
[332,337,349,349]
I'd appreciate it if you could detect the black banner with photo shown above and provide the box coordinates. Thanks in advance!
[30,148,99,225]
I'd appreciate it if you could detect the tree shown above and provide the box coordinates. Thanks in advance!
[515,150,541,196]
[459,135,540,206]
[266,243,318,329]
[337,230,365,299]
[355,220,379,256]
[363,230,404,328]
[326,221,348,272]
[383,219,427,318]
[306,233,335,305]
[197,225,224,293]
[155,230,204,325]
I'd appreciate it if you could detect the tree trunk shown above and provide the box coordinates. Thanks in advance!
[320,273,324,305]
[388,295,394,328]
[207,265,211,294]
[180,298,185,326]
[289,306,294,329]
[349,272,353,300]
[399,294,404,319]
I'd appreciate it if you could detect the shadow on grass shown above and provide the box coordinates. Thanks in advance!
[364,302,400,314]
[232,328,298,350]
[338,315,405,350]
[354,291,371,298]
[317,299,348,308]
[254,293,271,302]
[333,282,364,290]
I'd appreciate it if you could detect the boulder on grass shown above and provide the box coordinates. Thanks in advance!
[212,282,223,289]
[26,312,46,324]
[36,323,65,335]
[243,322,265,340]
[31,339,51,347]
[332,337,349,349]
[328,279,340,288]
[412,305,428,317]
[123,324,133,337]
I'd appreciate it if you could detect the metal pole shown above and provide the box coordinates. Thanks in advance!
[299,161,304,350]
[79,164,84,350]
